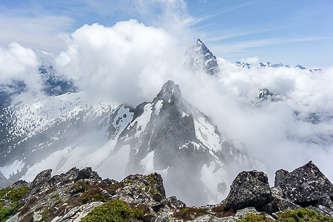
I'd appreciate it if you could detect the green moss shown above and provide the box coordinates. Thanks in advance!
[54,200,62,206]
[124,179,134,183]
[71,179,88,193]
[81,187,106,204]
[0,186,30,222]
[0,186,29,202]
[174,207,207,220]
[51,193,60,200]
[0,206,15,222]
[238,208,333,222]
[279,208,333,222]
[81,200,143,222]
[238,212,273,222]
[145,174,155,182]
[41,209,49,221]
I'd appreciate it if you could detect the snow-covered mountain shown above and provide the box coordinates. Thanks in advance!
[184,39,220,75]
[0,80,260,206]
[0,62,77,109]
[236,61,322,72]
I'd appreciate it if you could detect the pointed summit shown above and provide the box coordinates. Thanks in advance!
[196,38,204,45]
[184,38,220,75]
[155,80,182,104]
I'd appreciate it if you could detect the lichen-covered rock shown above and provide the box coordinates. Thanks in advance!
[30,169,52,190]
[53,201,104,222]
[262,186,300,216]
[11,179,29,188]
[163,196,186,209]
[49,167,80,187]
[276,161,333,208]
[274,169,289,187]
[75,167,101,182]
[223,170,272,211]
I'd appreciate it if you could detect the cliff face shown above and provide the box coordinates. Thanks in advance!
[1,161,333,221]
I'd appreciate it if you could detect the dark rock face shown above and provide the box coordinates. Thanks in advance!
[276,161,333,208]
[274,169,289,187]
[30,169,52,190]
[258,88,275,102]
[75,167,101,182]
[224,170,272,211]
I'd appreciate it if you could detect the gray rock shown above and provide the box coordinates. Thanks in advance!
[75,167,101,182]
[211,216,237,222]
[274,169,289,187]
[11,180,29,188]
[277,161,333,208]
[49,167,79,187]
[30,169,52,189]
[224,170,272,211]
[153,212,174,222]
[30,169,52,195]
[163,196,186,209]
[55,201,104,222]
[235,207,260,219]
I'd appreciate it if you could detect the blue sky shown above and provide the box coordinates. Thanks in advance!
[0,0,332,68]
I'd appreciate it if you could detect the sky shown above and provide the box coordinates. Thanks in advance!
[1,0,333,189]
[0,0,332,68]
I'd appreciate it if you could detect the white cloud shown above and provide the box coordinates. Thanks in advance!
[56,20,188,105]
[0,43,45,102]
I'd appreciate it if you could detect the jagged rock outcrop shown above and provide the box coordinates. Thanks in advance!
[223,171,272,211]
[275,161,333,205]
[2,161,333,221]
[273,161,333,216]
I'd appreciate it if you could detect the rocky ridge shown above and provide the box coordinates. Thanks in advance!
[1,161,333,221]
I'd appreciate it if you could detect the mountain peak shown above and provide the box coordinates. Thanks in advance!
[196,38,204,46]
[185,39,220,75]
[155,80,182,103]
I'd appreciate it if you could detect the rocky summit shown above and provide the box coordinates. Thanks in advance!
[1,161,333,221]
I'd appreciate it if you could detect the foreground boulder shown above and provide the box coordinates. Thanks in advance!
[223,170,272,211]
[275,161,333,206]
[273,161,333,216]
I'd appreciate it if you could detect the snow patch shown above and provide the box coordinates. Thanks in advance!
[154,100,163,115]
[140,151,155,173]
[194,116,221,152]
[182,112,189,118]
[130,103,153,138]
